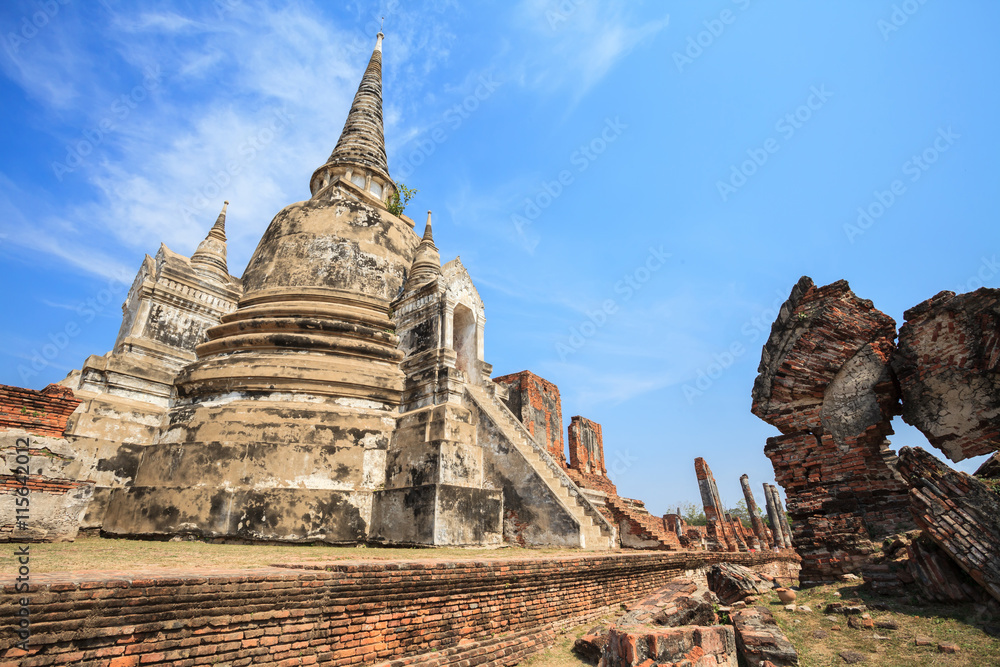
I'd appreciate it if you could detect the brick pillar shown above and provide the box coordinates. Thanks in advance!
[769,484,793,548]
[740,474,770,550]
[763,483,786,550]
[492,371,565,465]
[694,457,738,552]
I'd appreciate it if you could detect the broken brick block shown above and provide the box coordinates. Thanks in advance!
[707,563,773,604]
[618,578,718,628]
[730,606,799,667]
[893,288,1000,463]
[896,446,1000,603]
[603,625,738,667]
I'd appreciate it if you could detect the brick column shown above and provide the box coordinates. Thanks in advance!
[695,457,739,552]
[763,483,786,550]
[740,474,770,549]
[769,484,793,548]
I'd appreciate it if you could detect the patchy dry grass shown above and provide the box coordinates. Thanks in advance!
[768,581,1000,667]
[0,535,587,574]
[521,614,619,667]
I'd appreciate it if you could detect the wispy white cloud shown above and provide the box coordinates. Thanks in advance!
[509,0,669,101]
[116,11,208,34]
[0,0,662,283]
[0,1,459,279]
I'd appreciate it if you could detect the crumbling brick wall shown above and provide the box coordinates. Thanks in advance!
[564,416,679,549]
[893,288,1000,463]
[564,416,616,496]
[975,453,1000,479]
[0,384,81,437]
[568,416,605,475]
[752,277,914,585]
[493,371,566,465]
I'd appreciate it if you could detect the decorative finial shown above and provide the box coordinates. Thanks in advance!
[206,200,228,241]
[406,210,441,289]
[191,201,231,280]
[309,13,391,196]
[422,211,434,243]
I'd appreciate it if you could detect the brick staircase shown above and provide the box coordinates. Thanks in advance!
[605,495,680,549]
[465,384,615,549]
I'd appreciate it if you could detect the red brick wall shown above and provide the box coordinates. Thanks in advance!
[1,551,799,667]
[0,384,81,437]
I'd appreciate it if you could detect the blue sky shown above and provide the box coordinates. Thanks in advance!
[1,0,997,517]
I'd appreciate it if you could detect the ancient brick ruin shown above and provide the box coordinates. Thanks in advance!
[739,474,770,550]
[0,385,94,541]
[694,458,741,552]
[0,34,767,552]
[753,276,1000,606]
[763,484,793,550]
[494,370,565,464]
[490,371,685,550]
[576,558,799,667]
[752,277,914,584]
[3,15,999,667]
[976,452,1000,479]
[568,415,605,476]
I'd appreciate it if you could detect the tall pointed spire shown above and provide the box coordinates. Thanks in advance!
[406,211,441,289]
[310,32,395,202]
[190,201,230,281]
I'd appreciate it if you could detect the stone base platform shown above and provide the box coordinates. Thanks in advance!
[0,550,799,667]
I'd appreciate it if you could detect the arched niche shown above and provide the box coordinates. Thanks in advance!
[452,304,477,379]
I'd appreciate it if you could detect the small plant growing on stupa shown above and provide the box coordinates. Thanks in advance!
[387,183,417,216]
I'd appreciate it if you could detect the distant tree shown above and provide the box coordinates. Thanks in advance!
[727,499,766,527]
[675,501,706,526]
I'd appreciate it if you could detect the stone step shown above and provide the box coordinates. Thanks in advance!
[466,384,612,547]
